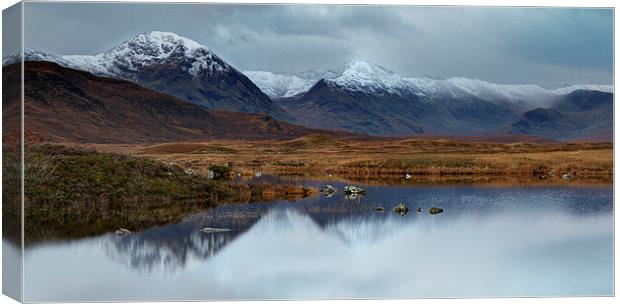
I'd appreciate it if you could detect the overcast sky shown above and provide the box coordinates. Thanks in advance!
[14,2,614,87]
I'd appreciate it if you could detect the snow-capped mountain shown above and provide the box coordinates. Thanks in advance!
[4,32,293,121]
[245,61,412,99]
[4,32,232,78]
[62,31,232,79]
[269,60,612,138]
[247,60,613,112]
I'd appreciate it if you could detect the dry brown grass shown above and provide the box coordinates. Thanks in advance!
[82,135,613,184]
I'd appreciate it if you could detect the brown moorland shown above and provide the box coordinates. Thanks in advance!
[84,134,613,184]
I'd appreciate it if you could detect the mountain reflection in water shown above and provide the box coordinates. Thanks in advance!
[23,184,612,301]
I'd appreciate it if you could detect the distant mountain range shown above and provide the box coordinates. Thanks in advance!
[246,61,613,140]
[3,31,613,142]
[244,61,611,107]
[3,61,347,143]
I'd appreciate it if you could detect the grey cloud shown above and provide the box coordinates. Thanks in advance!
[19,2,613,87]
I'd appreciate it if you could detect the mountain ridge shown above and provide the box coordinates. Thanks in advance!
[244,60,613,112]
[4,32,293,122]
[3,61,349,144]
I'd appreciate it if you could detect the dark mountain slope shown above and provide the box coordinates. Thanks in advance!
[277,79,518,136]
[2,61,347,144]
[507,90,613,141]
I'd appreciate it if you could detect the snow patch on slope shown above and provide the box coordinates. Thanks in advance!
[243,71,316,98]
[3,48,69,67]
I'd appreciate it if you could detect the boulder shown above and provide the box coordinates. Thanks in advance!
[562,173,573,180]
[392,203,409,216]
[405,174,412,180]
[429,207,444,214]
[209,165,230,179]
[343,185,366,195]
[114,228,131,236]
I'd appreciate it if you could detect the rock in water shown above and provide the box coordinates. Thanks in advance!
[200,227,232,233]
[429,207,444,214]
[320,185,339,197]
[114,228,131,236]
[343,185,366,200]
[343,185,366,195]
[375,206,385,211]
[392,203,409,216]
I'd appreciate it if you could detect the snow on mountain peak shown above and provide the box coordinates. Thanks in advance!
[328,60,411,95]
[133,31,206,53]
[2,32,233,82]
[339,60,395,78]
[61,31,230,79]
[102,31,210,64]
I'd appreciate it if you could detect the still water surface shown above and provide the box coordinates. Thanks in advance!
[22,180,613,301]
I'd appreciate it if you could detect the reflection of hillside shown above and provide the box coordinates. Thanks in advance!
[102,202,282,273]
[101,200,409,273]
[104,227,241,273]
